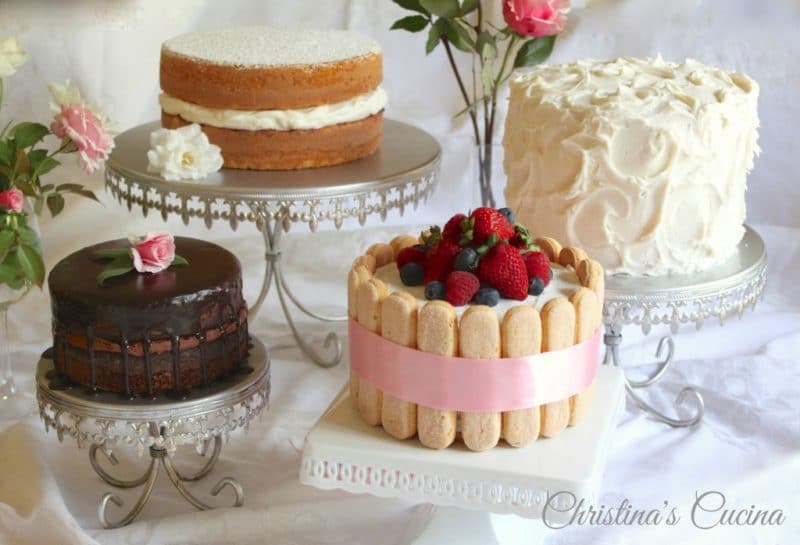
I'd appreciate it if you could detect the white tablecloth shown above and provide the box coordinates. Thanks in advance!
[1,0,799,543]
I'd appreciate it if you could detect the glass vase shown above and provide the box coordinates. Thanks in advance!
[473,142,508,209]
[0,286,29,400]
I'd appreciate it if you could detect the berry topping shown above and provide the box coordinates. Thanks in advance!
[522,251,551,287]
[442,213,467,242]
[509,224,535,251]
[445,271,480,306]
[399,262,425,286]
[476,243,528,300]
[424,281,446,301]
[461,207,515,246]
[454,247,479,272]
[473,286,500,307]
[498,207,516,224]
[423,239,462,284]
[396,246,426,270]
[528,276,545,296]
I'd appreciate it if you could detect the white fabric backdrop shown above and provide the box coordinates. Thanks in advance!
[1,1,799,544]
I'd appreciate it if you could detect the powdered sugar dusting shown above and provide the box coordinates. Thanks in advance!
[163,27,381,67]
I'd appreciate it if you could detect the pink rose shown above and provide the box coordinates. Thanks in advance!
[0,188,24,213]
[130,232,176,274]
[51,105,114,174]
[503,0,570,38]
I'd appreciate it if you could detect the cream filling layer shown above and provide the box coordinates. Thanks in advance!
[159,87,387,131]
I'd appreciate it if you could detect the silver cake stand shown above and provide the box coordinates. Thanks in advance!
[105,120,441,368]
[602,225,767,427]
[35,338,269,529]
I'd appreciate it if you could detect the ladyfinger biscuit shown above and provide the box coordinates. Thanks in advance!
[416,301,458,449]
[534,237,562,263]
[501,305,542,448]
[540,298,576,438]
[348,264,372,404]
[577,259,605,314]
[367,243,395,268]
[559,246,588,269]
[352,254,377,274]
[380,292,418,439]
[390,234,419,258]
[568,288,600,426]
[356,278,390,426]
[459,306,502,452]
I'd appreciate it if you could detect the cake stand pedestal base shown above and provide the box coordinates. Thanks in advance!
[36,338,270,528]
[300,366,626,545]
[602,225,767,427]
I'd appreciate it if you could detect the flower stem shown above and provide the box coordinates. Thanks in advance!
[442,38,481,148]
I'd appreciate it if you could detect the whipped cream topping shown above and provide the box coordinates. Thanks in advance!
[504,56,760,276]
[160,87,388,131]
[163,27,381,67]
[373,263,580,319]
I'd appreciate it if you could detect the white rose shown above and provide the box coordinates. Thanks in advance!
[48,80,84,111]
[146,124,223,181]
[0,37,27,78]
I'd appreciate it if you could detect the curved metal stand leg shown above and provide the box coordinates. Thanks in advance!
[162,454,244,510]
[248,209,344,367]
[604,324,705,427]
[172,437,221,482]
[98,457,159,529]
[90,444,150,488]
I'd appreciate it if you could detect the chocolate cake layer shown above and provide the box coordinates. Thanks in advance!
[48,237,249,396]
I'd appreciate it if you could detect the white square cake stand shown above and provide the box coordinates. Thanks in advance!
[300,366,625,545]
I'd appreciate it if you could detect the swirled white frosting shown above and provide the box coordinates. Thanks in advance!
[503,56,760,276]
[160,87,387,131]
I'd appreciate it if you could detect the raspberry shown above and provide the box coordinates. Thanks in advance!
[445,271,480,306]
[522,251,551,287]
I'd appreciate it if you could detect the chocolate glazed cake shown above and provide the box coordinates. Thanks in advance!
[48,237,249,397]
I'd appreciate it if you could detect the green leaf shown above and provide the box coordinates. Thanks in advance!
[12,122,50,150]
[16,242,45,288]
[13,178,36,198]
[33,156,59,177]
[46,192,65,217]
[94,248,131,260]
[33,197,43,215]
[17,226,40,250]
[0,140,14,167]
[392,0,428,15]
[513,35,557,69]
[444,19,474,52]
[477,31,498,94]
[96,255,135,286]
[54,183,86,192]
[171,254,189,267]
[14,149,30,174]
[459,0,479,15]
[67,188,101,204]
[390,15,429,32]
[425,18,447,54]
[420,0,460,17]
[0,230,14,261]
[0,251,24,289]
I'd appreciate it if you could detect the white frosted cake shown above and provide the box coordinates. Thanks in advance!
[504,56,760,276]
[160,27,386,170]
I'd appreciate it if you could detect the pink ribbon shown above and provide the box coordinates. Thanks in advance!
[349,318,601,412]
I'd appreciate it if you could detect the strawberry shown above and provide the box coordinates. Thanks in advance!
[509,224,535,251]
[476,243,528,300]
[423,239,462,284]
[462,207,515,246]
[445,271,480,306]
[442,213,467,242]
[522,251,551,287]
[396,246,426,270]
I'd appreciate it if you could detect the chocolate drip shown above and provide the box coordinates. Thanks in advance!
[171,335,181,392]
[120,336,131,398]
[143,332,154,397]
[87,326,97,393]
[195,332,208,385]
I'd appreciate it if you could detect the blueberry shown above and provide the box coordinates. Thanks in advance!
[424,281,446,300]
[474,286,500,307]
[528,276,545,296]
[498,207,515,224]
[454,247,478,272]
[400,263,424,286]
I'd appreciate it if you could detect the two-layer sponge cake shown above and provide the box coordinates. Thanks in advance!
[159,27,386,170]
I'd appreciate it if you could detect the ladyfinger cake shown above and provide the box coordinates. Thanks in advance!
[347,207,604,451]
[504,56,760,276]
[159,27,386,170]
